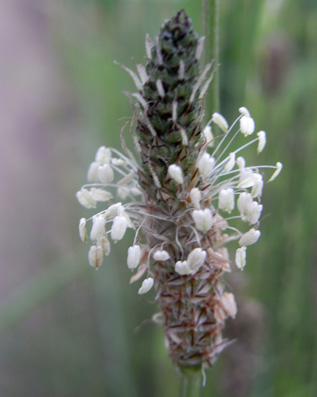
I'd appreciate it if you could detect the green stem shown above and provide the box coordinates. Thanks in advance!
[180,367,202,397]
[202,0,220,114]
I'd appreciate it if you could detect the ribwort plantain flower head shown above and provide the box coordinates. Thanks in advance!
[76,10,281,370]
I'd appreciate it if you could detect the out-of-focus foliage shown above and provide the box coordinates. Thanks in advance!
[0,0,316,396]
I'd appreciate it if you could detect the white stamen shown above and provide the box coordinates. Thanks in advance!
[111,216,128,242]
[221,292,237,318]
[175,260,191,275]
[239,107,250,117]
[96,146,112,164]
[218,188,235,213]
[98,164,114,184]
[87,161,99,183]
[235,246,246,270]
[212,112,229,132]
[257,131,266,153]
[127,245,141,269]
[97,235,111,257]
[88,245,103,269]
[224,152,235,172]
[153,250,170,261]
[190,188,201,209]
[192,209,213,233]
[236,156,245,170]
[138,277,154,294]
[251,174,263,198]
[239,228,261,246]
[203,125,214,147]
[79,218,88,242]
[268,162,283,182]
[76,189,96,209]
[90,214,106,241]
[197,153,215,177]
[89,188,113,202]
[187,248,206,274]
[168,164,184,184]
[240,116,255,136]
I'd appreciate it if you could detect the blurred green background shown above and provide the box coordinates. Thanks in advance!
[0,0,316,396]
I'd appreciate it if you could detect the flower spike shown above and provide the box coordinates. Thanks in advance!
[76,9,281,371]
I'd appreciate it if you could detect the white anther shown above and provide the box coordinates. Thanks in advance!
[111,216,128,242]
[88,245,103,269]
[257,131,266,153]
[212,112,229,132]
[218,188,235,213]
[239,228,261,246]
[168,164,184,184]
[153,250,170,261]
[127,245,141,269]
[190,188,201,209]
[240,116,255,136]
[98,164,114,184]
[138,277,154,294]
[90,214,106,241]
[192,209,213,233]
[79,218,88,242]
[235,246,246,270]
[197,153,215,177]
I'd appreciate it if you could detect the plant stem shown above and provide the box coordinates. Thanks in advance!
[202,0,220,114]
[180,367,202,397]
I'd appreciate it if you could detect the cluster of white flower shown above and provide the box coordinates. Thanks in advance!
[76,107,282,289]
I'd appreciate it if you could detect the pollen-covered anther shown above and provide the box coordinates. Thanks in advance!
[203,125,214,147]
[138,277,154,295]
[257,131,266,153]
[190,188,201,209]
[240,115,255,136]
[89,188,113,202]
[175,260,191,275]
[235,246,246,270]
[153,250,170,261]
[218,188,235,213]
[221,292,237,319]
[95,146,111,164]
[239,228,261,246]
[76,188,96,209]
[98,164,114,184]
[90,214,106,241]
[88,245,103,269]
[251,174,263,198]
[187,248,207,274]
[97,235,111,257]
[127,245,141,269]
[268,162,283,182]
[237,192,262,224]
[87,162,99,182]
[224,152,236,172]
[197,153,215,177]
[79,218,88,242]
[212,112,229,132]
[192,209,213,233]
[167,164,184,184]
[111,215,128,242]
[239,106,250,117]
